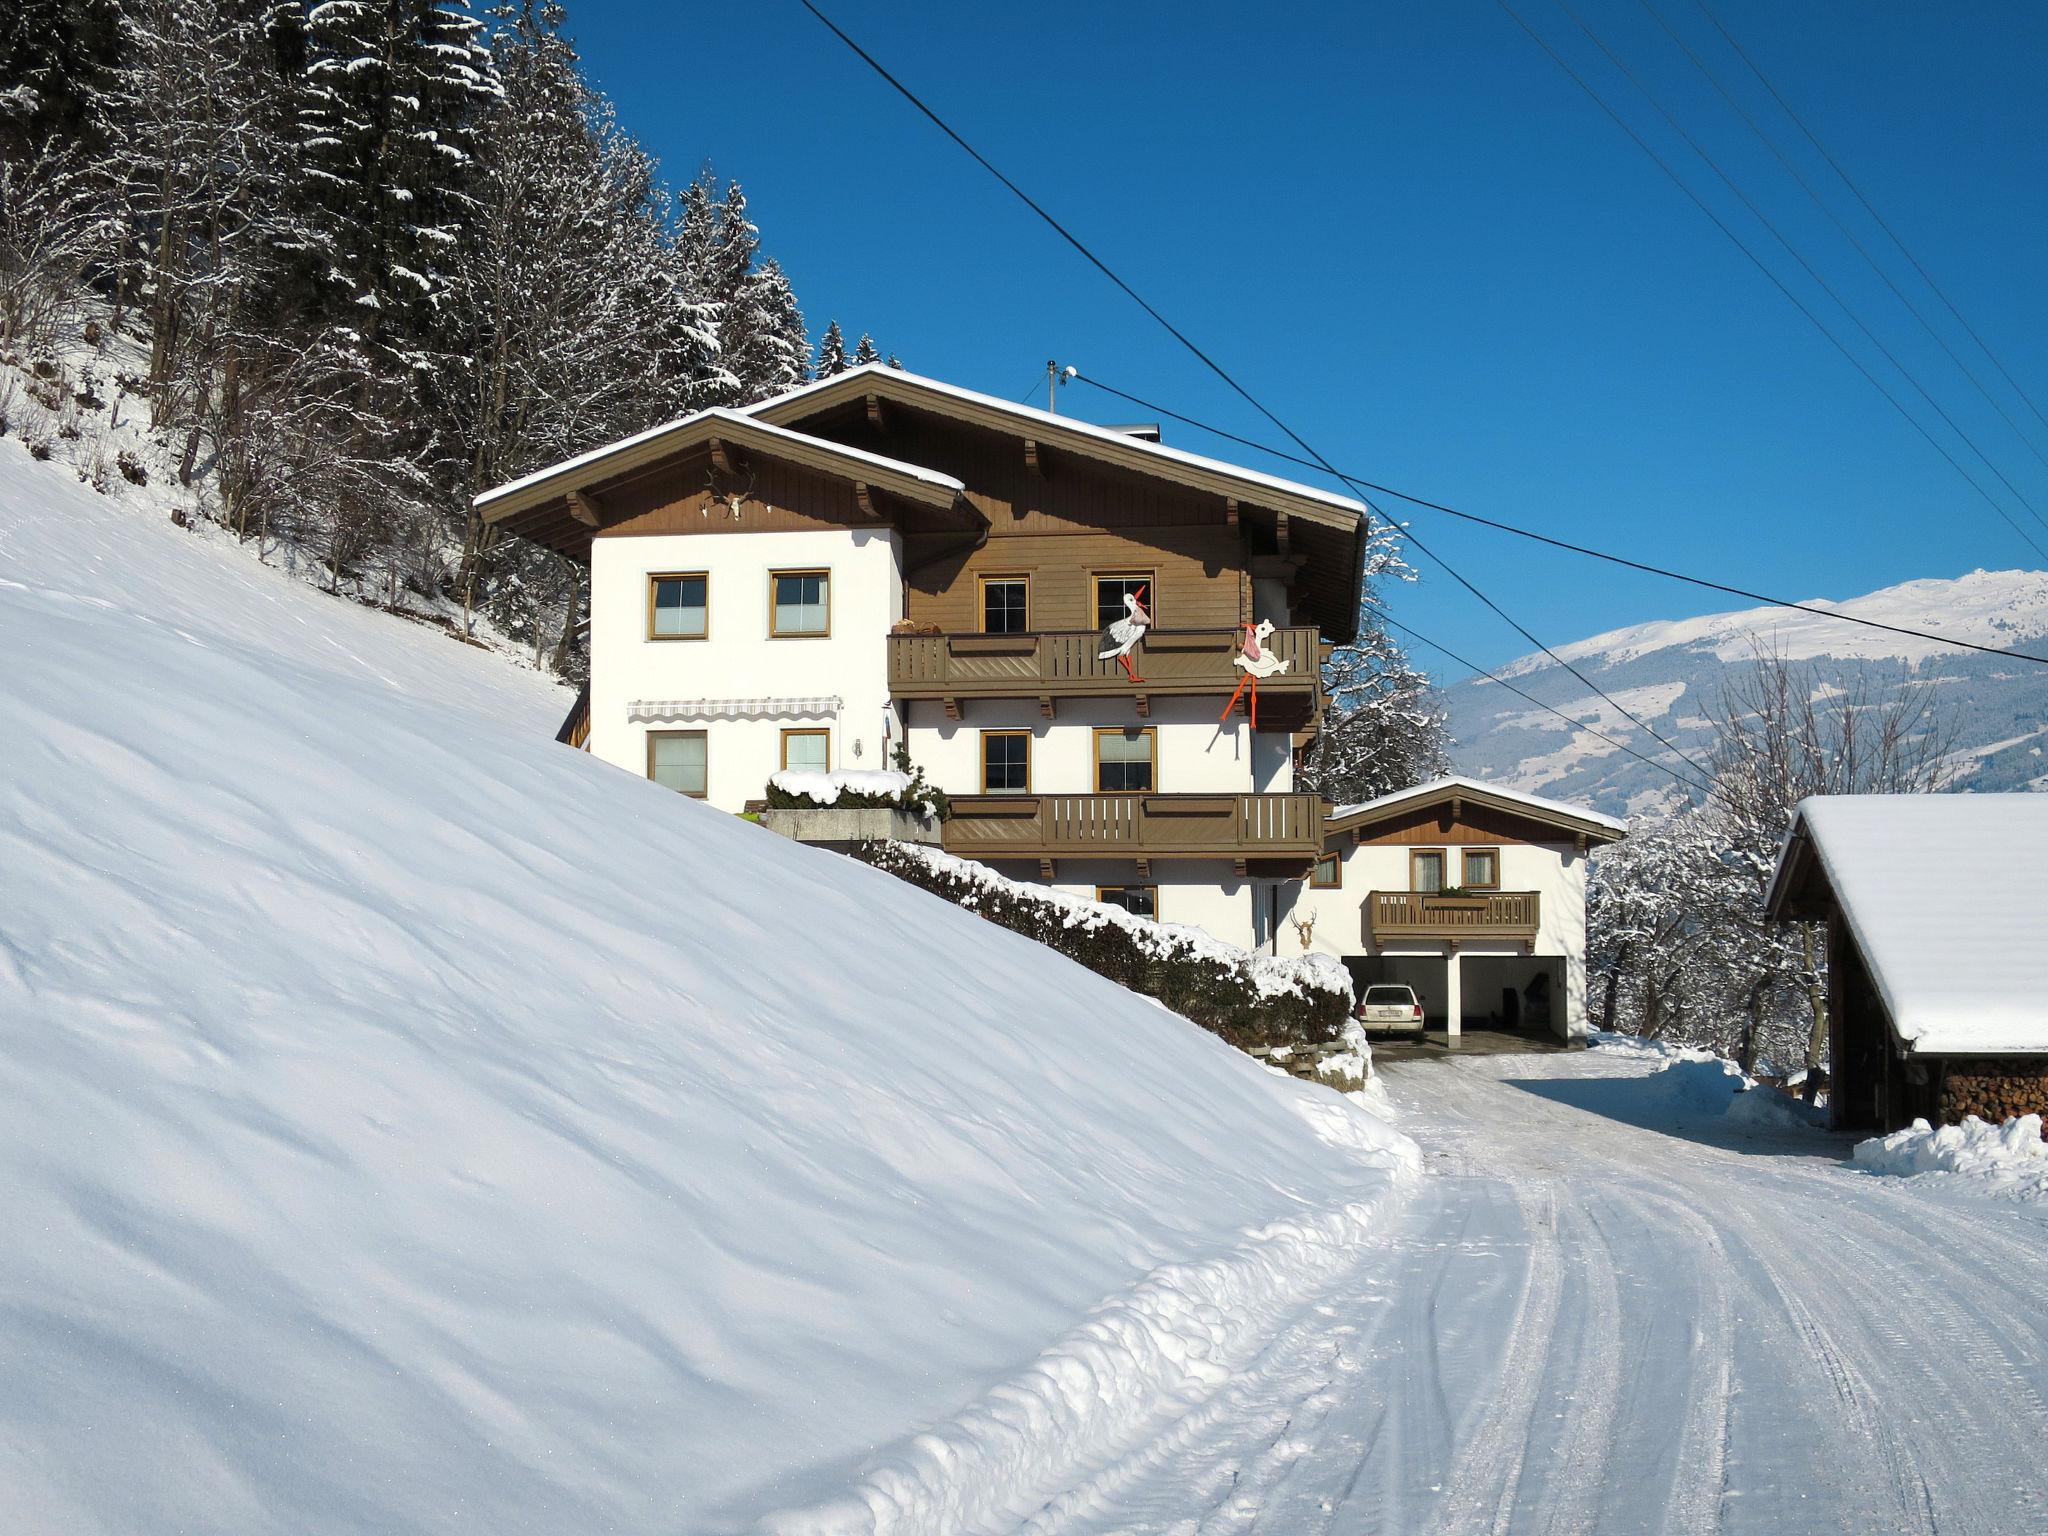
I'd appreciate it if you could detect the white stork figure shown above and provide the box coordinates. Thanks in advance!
[1220,618,1290,728]
[1098,586,1151,683]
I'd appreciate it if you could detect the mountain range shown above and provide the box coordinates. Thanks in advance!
[1442,569,2048,818]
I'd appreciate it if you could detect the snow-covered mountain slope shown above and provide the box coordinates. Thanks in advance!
[1445,568,2048,815]
[0,439,1413,1534]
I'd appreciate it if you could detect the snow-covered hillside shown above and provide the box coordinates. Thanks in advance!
[0,440,1413,1533]
[1446,568,2048,814]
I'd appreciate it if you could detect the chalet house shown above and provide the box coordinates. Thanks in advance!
[475,366,1624,1017]
[477,366,1363,947]
[1767,794,2048,1133]
[1289,777,1625,1042]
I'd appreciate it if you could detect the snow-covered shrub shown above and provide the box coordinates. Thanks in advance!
[766,768,933,815]
[856,841,1353,1050]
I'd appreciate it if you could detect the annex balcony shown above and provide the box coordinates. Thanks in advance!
[943,791,1324,876]
[888,627,1324,726]
[1367,890,1542,951]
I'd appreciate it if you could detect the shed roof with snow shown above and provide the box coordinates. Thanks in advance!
[1767,794,2048,1056]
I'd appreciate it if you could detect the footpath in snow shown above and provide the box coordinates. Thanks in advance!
[0,437,1416,1533]
[1021,1041,2048,1536]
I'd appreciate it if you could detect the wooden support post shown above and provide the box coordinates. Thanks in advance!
[1023,438,1045,477]
[565,489,602,527]
[853,481,880,518]
[865,392,887,431]
[1275,511,1291,559]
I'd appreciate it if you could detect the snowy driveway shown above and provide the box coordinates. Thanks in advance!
[1019,1046,2048,1535]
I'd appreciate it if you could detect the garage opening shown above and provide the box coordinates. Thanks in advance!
[1462,955,1567,1040]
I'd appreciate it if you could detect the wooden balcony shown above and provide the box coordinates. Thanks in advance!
[888,627,1323,726]
[1368,890,1542,950]
[943,792,1324,876]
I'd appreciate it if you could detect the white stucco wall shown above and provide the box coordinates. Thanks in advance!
[588,528,902,811]
[904,697,1292,796]
[1016,858,1262,949]
[1282,836,1593,1039]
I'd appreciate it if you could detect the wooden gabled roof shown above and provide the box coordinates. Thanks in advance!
[474,407,976,556]
[1324,775,1628,847]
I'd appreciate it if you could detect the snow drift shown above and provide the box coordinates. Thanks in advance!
[0,439,1414,1533]
[1853,1115,2048,1202]
[1579,1036,1826,1131]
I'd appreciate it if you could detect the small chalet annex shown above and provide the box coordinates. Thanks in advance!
[1768,794,2048,1133]
[476,365,1622,1030]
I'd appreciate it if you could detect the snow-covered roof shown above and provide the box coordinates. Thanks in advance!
[1325,775,1628,840]
[746,364,1369,526]
[1767,794,2048,1055]
[473,406,965,512]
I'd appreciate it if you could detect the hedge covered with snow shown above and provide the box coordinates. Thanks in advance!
[856,841,1352,1049]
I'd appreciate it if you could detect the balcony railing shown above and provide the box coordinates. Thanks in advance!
[1368,890,1542,948]
[943,791,1323,870]
[888,626,1323,723]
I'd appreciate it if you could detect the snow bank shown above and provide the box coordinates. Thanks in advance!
[1853,1116,2048,1201]
[1586,1037,1826,1131]
[883,842,1352,1003]
[0,437,1414,1532]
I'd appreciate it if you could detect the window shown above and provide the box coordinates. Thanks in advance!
[1410,849,1446,893]
[770,569,830,636]
[1462,847,1500,889]
[1311,851,1342,889]
[648,573,707,639]
[1097,885,1157,920]
[980,576,1029,634]
[981,730,1031,793]
[781,729,830,774]
[1094,573,1154,630]
[1094,727,1156,793]
[647,731,707,797]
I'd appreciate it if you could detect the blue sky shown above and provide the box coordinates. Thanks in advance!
[565,1,2047,678]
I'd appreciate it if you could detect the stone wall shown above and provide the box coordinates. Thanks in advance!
[1937,1058,2048,1130]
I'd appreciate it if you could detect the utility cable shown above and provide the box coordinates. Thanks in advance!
[801,0,1719,777]
[1371,607,1712,798]
[1074,371,2048,668]
[1494,0,2048,563]
[1693,0,2048,443]
[1551,0,2048,537]
[1638,0,2048,477]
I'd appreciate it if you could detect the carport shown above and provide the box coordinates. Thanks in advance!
[1346,951,1570,1040]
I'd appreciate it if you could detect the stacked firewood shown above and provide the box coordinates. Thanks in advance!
[1938,1061,2048,1131]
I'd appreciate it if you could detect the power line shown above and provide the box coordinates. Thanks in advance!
[1072,371,2048,668]
[1550,0,2048,537]
[1371,607,1712,798]
[1493,0,2048,564]
[1638,0,2048,477]
[1693,0,2048,444]
[799,0,1710,777]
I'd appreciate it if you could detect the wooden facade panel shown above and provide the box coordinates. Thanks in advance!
[905,525,1248,631]
[593,447,874,538]
[1346,803,1572,849]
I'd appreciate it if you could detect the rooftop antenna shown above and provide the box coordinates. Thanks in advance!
[1046,359,1077,414]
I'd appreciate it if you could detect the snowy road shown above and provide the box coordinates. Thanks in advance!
[1016,1046,2048,1535]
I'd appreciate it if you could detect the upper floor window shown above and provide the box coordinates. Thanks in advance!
[981,576,1029,634]
[1462,847,1500,890]
[649,573,707,639]
[1311,851,1342,889]
[1095,573,1154,630]
[781,728,830,774]
[648,730,707,797]
[1410,849,1446,893]
[770,570,830,637]
[981,729,1031,793]
[1094,726,1156,793]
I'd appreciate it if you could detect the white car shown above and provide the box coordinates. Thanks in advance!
[1355,983,1425,1034]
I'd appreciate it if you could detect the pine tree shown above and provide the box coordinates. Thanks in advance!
[815,318,847,378]
[851,330,880,366]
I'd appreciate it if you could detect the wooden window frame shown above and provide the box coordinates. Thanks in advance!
[978,574,1031,635]
[1311,850,1342,889]
[1092,570,1157,630]
[1096,884,1159,921]
[1461,846,1502,891]
[780,728,830,773]
[768,568,832,638]
[646,729,708,798]
[979,728,1033,793]
[1409,848,1448,893]
[1092,725,1158,794]
[647,571,709,641]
